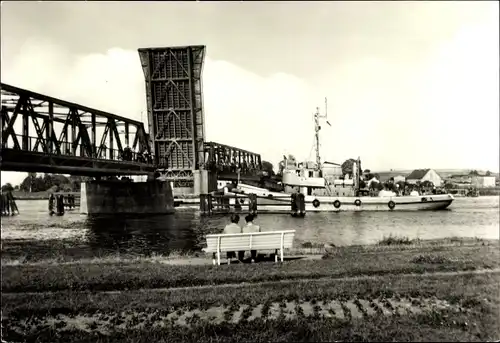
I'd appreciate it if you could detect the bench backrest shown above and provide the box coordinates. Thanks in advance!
[205,230,295,252]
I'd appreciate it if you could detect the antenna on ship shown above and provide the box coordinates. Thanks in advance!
[314,97,331,172]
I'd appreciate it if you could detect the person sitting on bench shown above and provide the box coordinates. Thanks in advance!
[223,214,243,263]
[241,214,261,262]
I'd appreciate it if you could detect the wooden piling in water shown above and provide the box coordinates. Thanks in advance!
[297,193,306,217]
[248,193,257,215]
[200,194,213,216]
[56,194,65,216]
[290,193,306,217]
[1,191,19,216]
[198,192,306,217]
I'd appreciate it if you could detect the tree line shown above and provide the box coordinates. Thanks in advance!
[3,173,90,193]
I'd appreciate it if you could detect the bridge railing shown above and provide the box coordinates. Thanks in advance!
[2,134,155,164]
[203,141,263,176]
[205,162,263,176]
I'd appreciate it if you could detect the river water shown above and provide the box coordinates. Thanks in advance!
[1,197,498,260]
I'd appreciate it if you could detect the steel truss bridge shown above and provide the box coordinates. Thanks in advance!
[204,141,262,180]
[1,83,155,176]
[1,45,264,184]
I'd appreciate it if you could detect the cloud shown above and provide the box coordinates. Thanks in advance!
[203,60,317,162]
[414,19,499,168]
[1,16,499,187]
[2,41,319,160]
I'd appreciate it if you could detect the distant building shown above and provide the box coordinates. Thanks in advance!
[449,174,472,184]
[406,169,442,187]
[393,175,406,183]
[447,173,496,188]
[375,172,407,183]
[471,176,496,188]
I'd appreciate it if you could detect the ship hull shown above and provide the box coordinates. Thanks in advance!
[228,183,454,212]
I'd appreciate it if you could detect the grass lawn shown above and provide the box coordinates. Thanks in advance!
[2,272,499,342]
[2,238,499,342]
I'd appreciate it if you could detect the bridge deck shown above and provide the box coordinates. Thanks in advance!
[1,148,155,176]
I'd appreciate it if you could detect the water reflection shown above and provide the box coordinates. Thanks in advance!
[84,211,207,255]
[350,211,367,246]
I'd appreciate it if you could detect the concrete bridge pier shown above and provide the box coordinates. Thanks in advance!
[80,179,175,215]
[193,170,218,195]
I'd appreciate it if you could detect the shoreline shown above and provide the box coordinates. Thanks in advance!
[11,190,500,201]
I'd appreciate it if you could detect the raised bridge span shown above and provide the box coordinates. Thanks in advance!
[1,45,264,193]
[1,83,155,176]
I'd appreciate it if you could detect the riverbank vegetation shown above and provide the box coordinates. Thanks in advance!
[16,173,87,193]
[0,173,89,199]
[2,238,499,342]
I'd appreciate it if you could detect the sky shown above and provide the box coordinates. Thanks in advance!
[1,1,499,186]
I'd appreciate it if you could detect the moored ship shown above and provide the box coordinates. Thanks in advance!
[225,99,454,212]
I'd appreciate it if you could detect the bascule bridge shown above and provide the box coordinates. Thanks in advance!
[1,45,263,200]
[138,45,262,194]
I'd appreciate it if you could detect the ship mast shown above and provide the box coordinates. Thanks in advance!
[314,97,329,171]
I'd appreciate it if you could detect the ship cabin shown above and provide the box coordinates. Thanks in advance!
[281,160,360,197]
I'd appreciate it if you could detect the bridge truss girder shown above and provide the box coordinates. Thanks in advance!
[203,141,262,175]
[1,83,155,176]
[139,45,206,180]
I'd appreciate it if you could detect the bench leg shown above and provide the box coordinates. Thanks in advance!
[274,249,278,263]
[280,249,284,262]
[217,251,221,266]
[212,253,216,266]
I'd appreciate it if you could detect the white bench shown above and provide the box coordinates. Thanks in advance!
[203,230,296,265]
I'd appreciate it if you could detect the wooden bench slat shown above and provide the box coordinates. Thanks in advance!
[253,235,293,244]
[220,237,251,246]
[251,241,294,249]
[248,245,291,250]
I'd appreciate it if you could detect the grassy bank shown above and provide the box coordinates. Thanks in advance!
[2,238,499,342]
[477,187,500,196]
[0,234,492,264]
[11,190,51,200]
[2,239,498,293]
[10,190,80,200]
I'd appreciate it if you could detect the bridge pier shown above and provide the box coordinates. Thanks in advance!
[80,180,175,215]
[193,170,218,195]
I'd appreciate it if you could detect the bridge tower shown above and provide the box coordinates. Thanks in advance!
[138,46,210,194]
